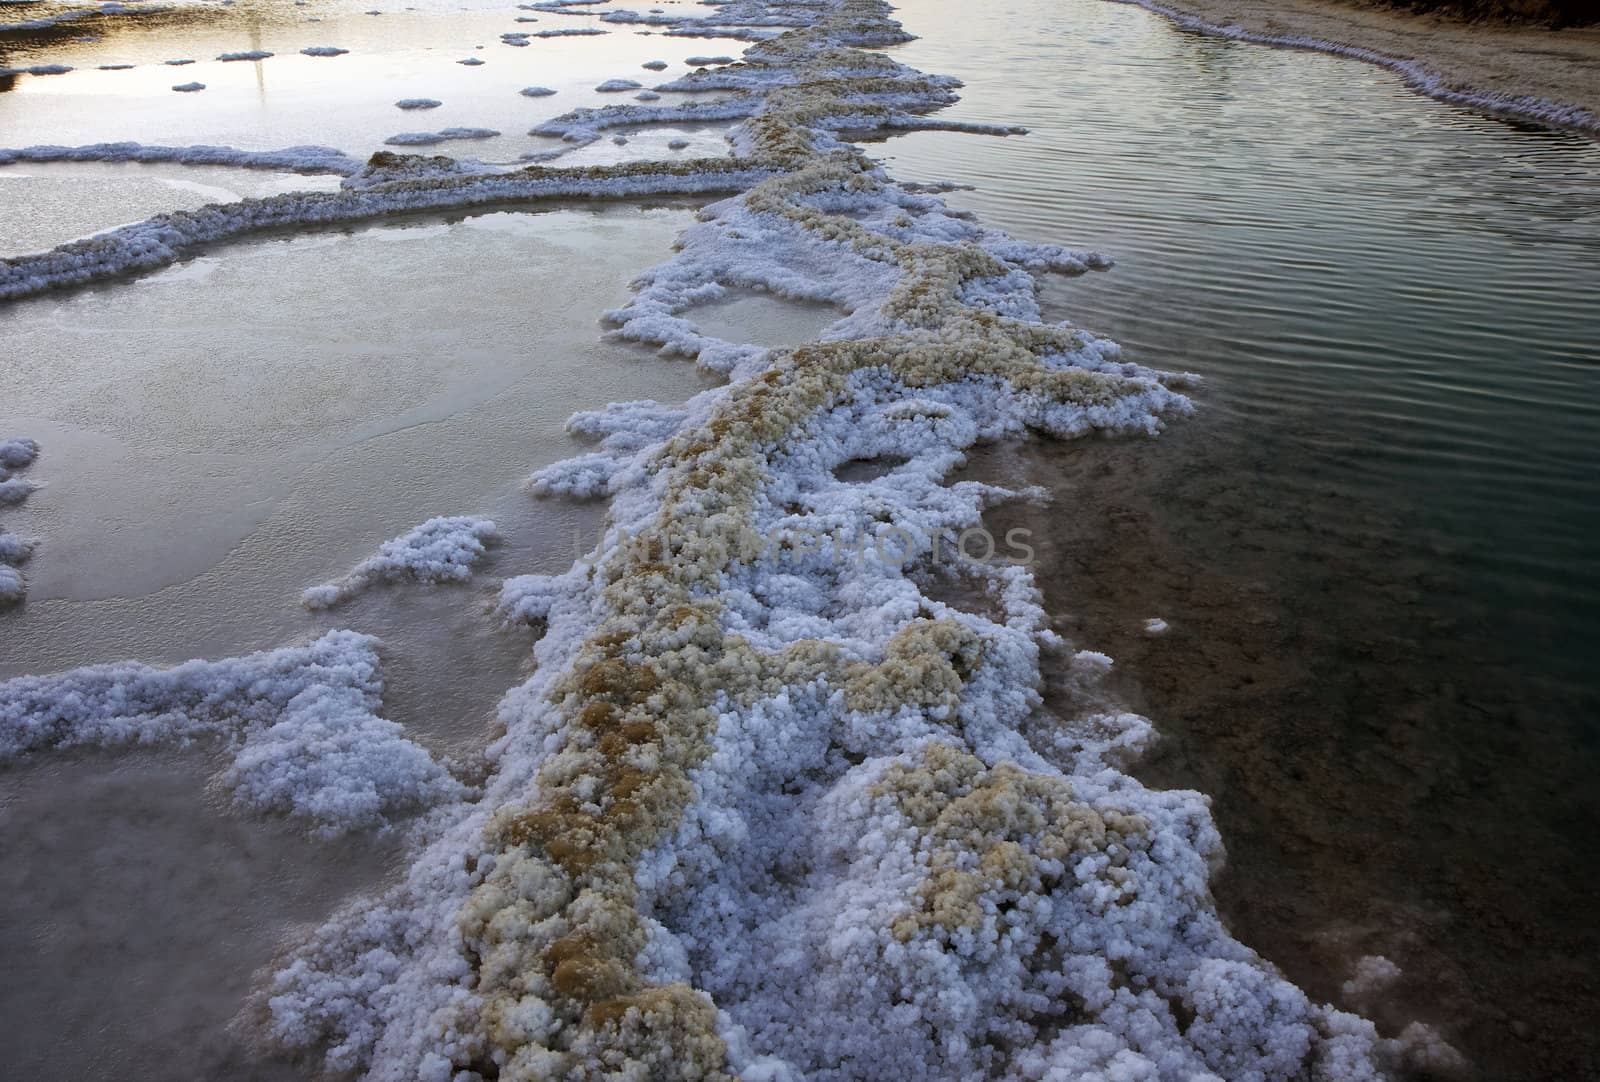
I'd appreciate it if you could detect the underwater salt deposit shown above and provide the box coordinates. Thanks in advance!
[4,0,1591,1076]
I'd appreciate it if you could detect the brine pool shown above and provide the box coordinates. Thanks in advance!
[2,0,1597,1076]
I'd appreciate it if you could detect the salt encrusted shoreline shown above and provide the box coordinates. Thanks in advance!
[0,0,1465,1077]
[1112,0,1600,135]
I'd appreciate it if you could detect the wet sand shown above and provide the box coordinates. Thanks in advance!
[1119,0,1600,129]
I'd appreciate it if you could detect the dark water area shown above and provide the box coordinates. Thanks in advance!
[889,0,1600,1075]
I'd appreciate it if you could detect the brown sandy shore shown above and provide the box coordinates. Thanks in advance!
[1111,0,1600,133]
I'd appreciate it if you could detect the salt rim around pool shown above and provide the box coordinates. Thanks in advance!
[0,0,1460,1077]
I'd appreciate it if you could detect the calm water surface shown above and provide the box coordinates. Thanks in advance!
[887,0,1599,1075]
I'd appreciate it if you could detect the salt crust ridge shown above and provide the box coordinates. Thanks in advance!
[1,0,1455,1077]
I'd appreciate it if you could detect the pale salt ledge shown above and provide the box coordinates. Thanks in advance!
[525,25,606,36]
[171,81,205,92]
[0,63,74,76]
[1113,0,1600,135]
[218,49,274,61]
[0,631,465,835]
[518,85,556,96]
[595,77,643,92]
[395,97,442,110]
[0,141,364,176]
[301,45,350,57]
[383,127,501,147]
[457,57,485,65]
[302,516,500,610]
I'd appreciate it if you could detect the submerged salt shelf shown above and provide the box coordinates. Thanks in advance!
[0,0,1499,1077]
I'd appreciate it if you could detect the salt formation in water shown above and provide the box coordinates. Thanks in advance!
[0,0,1453,1073]
[458,56,486,65]
[0,631,464,836]
[302,516,500,610]
[163,57,196,65]
[596,78,643,92]
[396,98,443,110]
[642,59,668,70]
[520,85,557,96]
[301,46,350,57]
[172,81,204,92]
[384,127,502,147]
[526,25,607,36]
[685,54,736,65]
[218,50,274,61]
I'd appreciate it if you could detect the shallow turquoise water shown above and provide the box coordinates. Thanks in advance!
[886,0,1600,1074]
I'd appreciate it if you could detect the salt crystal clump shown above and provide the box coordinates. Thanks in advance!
[301,45,349,56]
[595,77,642,92]
[395,97,442,110]
[642,58,667,70]
[1342,955,1402,1008]
[218,49,273,61]
[0,478,38,505]
[0,438,39,469]
[171,81,205,92]
[519,85,556,96]
[383,127,501,147]
[302,516,499,610]
[0,630,463,835]
[0,566,24,605]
